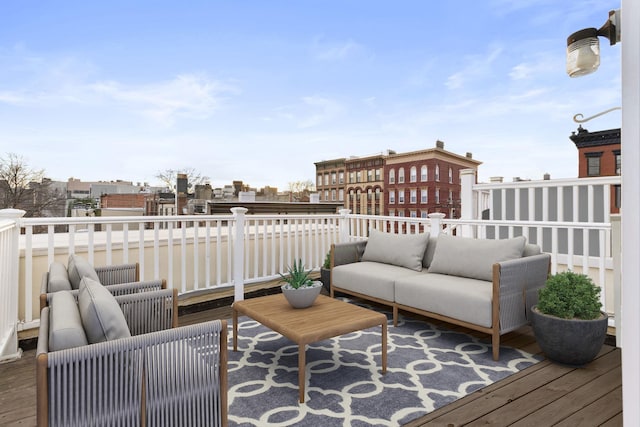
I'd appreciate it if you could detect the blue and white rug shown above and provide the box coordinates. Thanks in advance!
[227,301,540,426]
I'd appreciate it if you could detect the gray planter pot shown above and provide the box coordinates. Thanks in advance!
[530,306,608,366]
[320,268,331,293]
[281,281,323,309]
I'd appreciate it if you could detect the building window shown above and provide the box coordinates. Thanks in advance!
[375,168,381,181]
[317,174,322,187]
[435,188,440,204]
[375,188,381,201]
[614,150,621,175]
[339,171,344,184]
[586,152,602,176]
[421,165,428,182]
[435,164,440,182]
[331,189,336,201]
[397,210,405,217]
[389,209,395,217]
[421,211,427,218]
[449,167,453,184]
[410,166,417,183]
[398,168,405,184]
[410,210,417,218]
[615,184,621,208]
[324,174,329,185]
[324,190,329,201]
[421,189,428,203]
[338,189,344,201]
[368,169,373,182]
[410,189,417,203]
[398,190,405,204]
[389,169,395,184]
[389,190,395,204]
[331,173,337,185]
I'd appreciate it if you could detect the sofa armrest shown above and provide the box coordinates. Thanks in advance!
[331,241,367,268]
[494,253,551,333]
[95,262,140,285]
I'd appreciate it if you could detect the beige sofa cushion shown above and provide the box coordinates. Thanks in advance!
[48,261,72,292]
[68,254,101,290]
[78,277,131,343]
[48,291,88,351]
[332,261,422,302]
[395,273,494,328]
[428,235,526,281]
[361,229,430,271]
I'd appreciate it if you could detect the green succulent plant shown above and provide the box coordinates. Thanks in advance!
[280,259,314,289]
[537,271,602,320]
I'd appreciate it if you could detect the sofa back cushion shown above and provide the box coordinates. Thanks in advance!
[428,235,526,281]
[48,261,72,292]
[78,277,131,343]
[49,291,88,351]
[361,229,430,271]
[68,254,101,290]
[523,243,542,257]
[422,236,439,269]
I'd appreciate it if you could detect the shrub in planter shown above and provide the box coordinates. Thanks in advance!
[280,259,322,308]
[320,250,331,293]
[531,271,608,366]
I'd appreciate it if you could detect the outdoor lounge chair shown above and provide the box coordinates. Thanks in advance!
[36,281,228,427]
[39,254,164,311]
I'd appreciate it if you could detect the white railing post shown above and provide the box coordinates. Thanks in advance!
[338,209,351,242]
[0,208,26,363]
[460,169,476,237]
[231,207,248,302]
[428,213,446,236]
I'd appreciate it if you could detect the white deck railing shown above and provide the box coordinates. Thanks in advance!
[0,173,621,359]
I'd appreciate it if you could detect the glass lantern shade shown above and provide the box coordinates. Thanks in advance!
[566,28,601,77]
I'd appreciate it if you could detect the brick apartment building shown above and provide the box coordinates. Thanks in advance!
[570,126,621,213]
[314,140,481,218]
[385,141,480,219]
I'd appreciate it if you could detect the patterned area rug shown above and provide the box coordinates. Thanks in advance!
[227,301,540,426]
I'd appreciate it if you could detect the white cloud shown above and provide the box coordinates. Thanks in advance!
[445,45,503,90]
[298,96,345,128]
[312,37,363,61]
[89,74,236,125]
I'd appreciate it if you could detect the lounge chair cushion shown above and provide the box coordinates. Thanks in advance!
[361,229,430,271]
[68,254,100,289]
[48,261,72,292]
[49,291,88,351]
[78,277,131,343]
[428,235,526,281]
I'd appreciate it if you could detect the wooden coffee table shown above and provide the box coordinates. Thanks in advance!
[232,294,387,403]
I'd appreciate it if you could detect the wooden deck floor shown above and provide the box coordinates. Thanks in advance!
[1,290,622,426]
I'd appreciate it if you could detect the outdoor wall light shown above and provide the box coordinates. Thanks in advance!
[566,9,621,77]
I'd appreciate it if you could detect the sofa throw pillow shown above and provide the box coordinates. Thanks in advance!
[361,229,430,271]
[48,261,72,292]
[428,235,527,281]
[49,291,88,351]
[78,277,131,344]
[68,254,101,290]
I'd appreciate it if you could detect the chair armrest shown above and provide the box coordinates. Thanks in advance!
[95,263,139,285]
[115,288,178,335]
[493,253,551,333]
[331,241,367,267]
[39,319,227,427]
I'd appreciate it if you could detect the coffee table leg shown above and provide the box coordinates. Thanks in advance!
[381,321,387,374]
[299,343,306,403]
[233,307,238,351]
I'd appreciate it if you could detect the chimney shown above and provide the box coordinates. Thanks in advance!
[466,152,472,158]
[543,173,551,180]
[436,140,445,149]
[513,177,521,182]
[490,176,504,183]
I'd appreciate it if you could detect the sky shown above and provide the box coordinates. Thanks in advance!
[0,0,622,191]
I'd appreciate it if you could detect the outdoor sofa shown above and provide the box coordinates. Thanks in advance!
[37,277,228,427]
[330,230,551,360]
